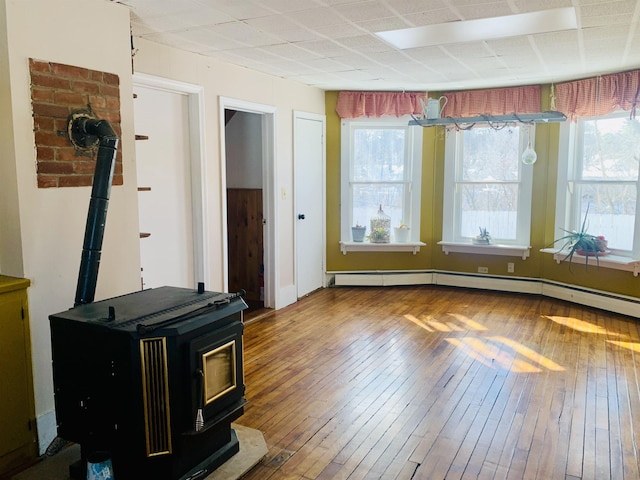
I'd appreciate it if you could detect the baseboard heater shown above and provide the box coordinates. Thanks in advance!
[331,271,640,319]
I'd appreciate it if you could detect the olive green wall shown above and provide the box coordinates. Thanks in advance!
[325,88,640,299]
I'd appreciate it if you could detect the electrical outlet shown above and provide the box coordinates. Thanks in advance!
[478,266,489,274]
[507,262,515,273]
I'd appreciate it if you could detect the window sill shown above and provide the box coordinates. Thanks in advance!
[540,248,640,276]
[340,241,426,255]
[438,241,531,260]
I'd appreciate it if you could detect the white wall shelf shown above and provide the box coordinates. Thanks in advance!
[541,248,640,276]
[339,241,425,255]
[438,241,531,260]
[409,111,567,128]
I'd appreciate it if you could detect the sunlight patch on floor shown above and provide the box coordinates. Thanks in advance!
[445,336,565,373]
[607,340,640,352]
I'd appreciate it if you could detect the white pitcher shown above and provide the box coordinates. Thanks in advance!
[425,96,448,119]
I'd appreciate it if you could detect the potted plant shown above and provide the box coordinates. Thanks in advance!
[548,204,609,269]
[351,223,366,242]
[472,227,492,245]
[394,222,409,242]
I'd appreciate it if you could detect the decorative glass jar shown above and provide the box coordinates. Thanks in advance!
[370,205,391,243]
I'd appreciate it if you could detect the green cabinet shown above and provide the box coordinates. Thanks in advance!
[0,276,37,475]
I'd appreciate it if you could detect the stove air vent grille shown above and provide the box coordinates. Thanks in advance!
[140,337,172,456]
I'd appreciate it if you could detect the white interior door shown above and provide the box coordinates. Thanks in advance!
[134,85,194,289]
[294,112,326,298]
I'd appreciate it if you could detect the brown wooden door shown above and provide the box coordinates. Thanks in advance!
[226,188,263,304]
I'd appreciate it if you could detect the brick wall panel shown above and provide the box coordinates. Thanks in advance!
[30,59,123,188]
[59,176,93,188]
[31,74,72,90]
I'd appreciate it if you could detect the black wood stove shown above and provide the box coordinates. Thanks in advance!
[50,286,247,479]
[49,115,247,479]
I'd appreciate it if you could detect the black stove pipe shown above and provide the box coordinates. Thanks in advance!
[72,117,119,306]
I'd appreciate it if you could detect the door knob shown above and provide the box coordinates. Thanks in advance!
[298,214,305,220]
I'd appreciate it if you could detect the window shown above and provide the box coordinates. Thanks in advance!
[555,111,640,259]
[340,117,422,244]
[442,125,534,250]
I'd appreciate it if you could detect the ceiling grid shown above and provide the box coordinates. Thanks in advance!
[114,0,640,91]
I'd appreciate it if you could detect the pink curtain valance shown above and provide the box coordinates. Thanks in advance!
[336,91,426,119]
[554,70,640,121]
[441,85,541,118]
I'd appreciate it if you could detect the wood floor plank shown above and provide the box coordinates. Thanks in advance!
[237,286,640,480]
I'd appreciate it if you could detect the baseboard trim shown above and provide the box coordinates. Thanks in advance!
[334,272,433,286]
[328,270,639,319]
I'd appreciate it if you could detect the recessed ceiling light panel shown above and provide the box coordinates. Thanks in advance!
[375,7,578,49]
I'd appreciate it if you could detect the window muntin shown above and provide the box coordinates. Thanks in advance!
[558,112,640,256]
[444,125,533,245]
[341,118,422,242]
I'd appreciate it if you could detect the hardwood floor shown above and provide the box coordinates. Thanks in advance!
[236,285,640,480]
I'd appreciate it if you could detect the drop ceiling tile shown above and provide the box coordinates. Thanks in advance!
[333,1,397,22]
[206,22,282,47]
[385,0,449,15]
[447,0,509,7]
[218,46,282,62]
[254,0,321,14]
[512,0,573,12]
[337,34,394,52]
[132,14,196,33]
[365,50,415,65]
[139,32,221,54]
[245,15,322,43]
[357,17,412,33]
[300,58,358,72]
[204,0,276,19]
[120,0,188,16]
[179,28,243,50]
[582,14,635,28]
[485,36,536,56]
[322,53,379,68]
[441,42,494,58]
[260,43,323,60]
[293,40,354,57]
[285,7,350,28]
[169,8,237,28]
[311,23,366,39]
[335,68,392,81]
[456,3,515,20]
[320,0,373,6]
[403,9,464,27]
[404,45,454,61]
[582,0,637,17]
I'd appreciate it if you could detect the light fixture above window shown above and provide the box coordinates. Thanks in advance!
[375,7,578,50]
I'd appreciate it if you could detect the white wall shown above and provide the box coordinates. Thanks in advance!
[0,0,23,275]
[132,38,326,306]
[226,111,263,189]
[2,0,140,452]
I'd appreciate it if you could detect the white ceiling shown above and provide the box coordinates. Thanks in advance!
[113,0,640,92]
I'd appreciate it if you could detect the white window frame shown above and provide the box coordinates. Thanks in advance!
[339,117,424,253]
[548,111,640,271]
[440,125,534,259]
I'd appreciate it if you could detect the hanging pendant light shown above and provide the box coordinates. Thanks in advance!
[522,125,537,164]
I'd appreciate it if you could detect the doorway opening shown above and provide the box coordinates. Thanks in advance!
[219,97,276,314]
[133,74,208,290]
